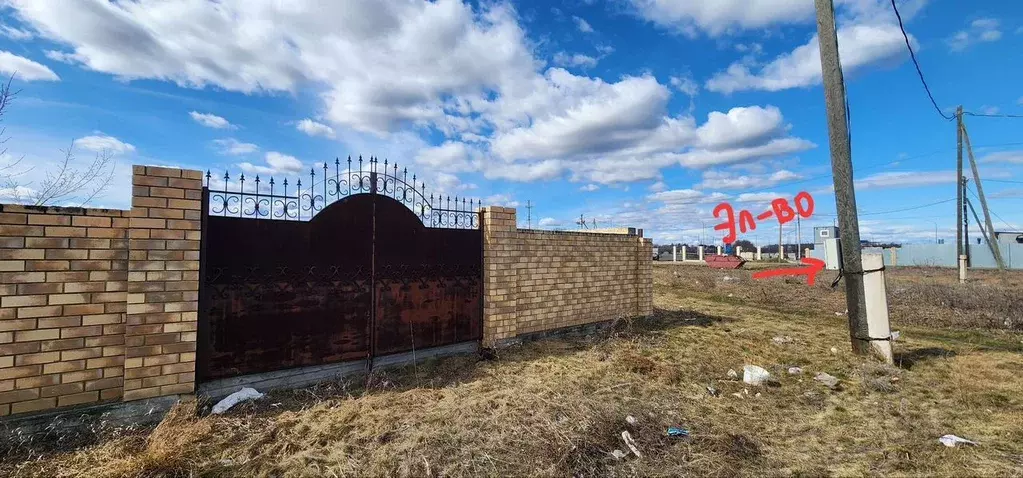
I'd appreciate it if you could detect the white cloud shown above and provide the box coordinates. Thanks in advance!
[628,0,815,36]
[212,138,259,156]
[579,184,599,192]
[538,217,560,227]
[552,52,598,69]
[0,24,33,41]
[669,75,699,97]
[979,105,999,115]
[648,181,667,192]
[696,169,803,190]
[6,0,815,187]
[414,141,478,173]
[189,111,235,129]
[484,193,519,208]
[854,170,956,189]
[0,50,59,81]
[296,119,336,139]
[947,18,1002,52]
[75,134,135,154]
[573,16,594,33]
[979,151,1023,165]
[239,151,303,176]
[648,188,728,205]
[736,192,783,203]
[706,23,913,93]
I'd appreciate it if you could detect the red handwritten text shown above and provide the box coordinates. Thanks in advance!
[713,191,815,244]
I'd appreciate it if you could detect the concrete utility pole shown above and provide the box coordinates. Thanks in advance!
[961,123,1005,269]
[963,177,969,266]
[956,105,966,282]
[815,0,875,358]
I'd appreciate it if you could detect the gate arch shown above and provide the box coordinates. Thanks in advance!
[197,157,482,382]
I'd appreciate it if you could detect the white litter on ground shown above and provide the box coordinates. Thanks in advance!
[212,387,264,414]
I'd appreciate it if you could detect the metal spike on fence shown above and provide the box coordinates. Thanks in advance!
[239,174,245,193]
[254,175,260,194]
[269,176,275,196]
[224,171,230,184]
[205,170,211,187]
[358,155,363,172]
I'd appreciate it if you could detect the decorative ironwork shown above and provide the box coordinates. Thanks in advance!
[205,156,479,229]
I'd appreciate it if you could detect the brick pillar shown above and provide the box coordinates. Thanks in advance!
[482,206,519,345]
[637,237,653,316]
[123,166,202,401]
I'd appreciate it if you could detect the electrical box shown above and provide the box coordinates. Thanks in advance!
[824,238,842,270]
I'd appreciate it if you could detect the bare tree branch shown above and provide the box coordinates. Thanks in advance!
[0,73,116,206]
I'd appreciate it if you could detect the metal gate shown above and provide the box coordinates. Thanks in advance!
[197,157,482,382]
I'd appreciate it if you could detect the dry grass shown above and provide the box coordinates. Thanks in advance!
[3,265,1022,477]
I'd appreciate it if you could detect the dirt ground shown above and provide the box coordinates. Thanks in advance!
[2,264,1021,477]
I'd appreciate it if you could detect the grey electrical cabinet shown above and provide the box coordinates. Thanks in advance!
[824,237,842,271]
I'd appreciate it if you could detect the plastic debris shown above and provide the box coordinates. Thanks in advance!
[626,415,638,425]
[938,435,978,448]
[830,347,839,354]
[788,367,803,375]
[814,372,840,389]
[891,331,901,341]
[621,431,642,458]
[667,427,689,437]
[772,336,793,345]
[211,387,264,414]
[727,369,739,379]
[742,365,771,386]
[706,385,719,397]
[610,449,628,460]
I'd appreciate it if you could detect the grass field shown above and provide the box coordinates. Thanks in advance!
[3,264,1022,477]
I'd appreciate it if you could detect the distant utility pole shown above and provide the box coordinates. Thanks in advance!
[778,222,783,260]
[815,0,874,358]
[526,200,533,229]
[956,105,965,282]
[797,216,802,259]
[961,122,1005,269]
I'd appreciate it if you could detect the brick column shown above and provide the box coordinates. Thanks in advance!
[123,166,202,401]
[637,237,653,316]
[481,206,519,345]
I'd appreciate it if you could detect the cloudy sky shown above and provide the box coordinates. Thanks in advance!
[0,0,1020,245]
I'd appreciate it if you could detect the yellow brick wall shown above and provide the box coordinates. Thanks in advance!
[0,165,203,418]
[0,205,129,416]
[124,166,202,401]
[482,207,653,345]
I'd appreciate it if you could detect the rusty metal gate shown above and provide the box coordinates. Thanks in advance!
[197,157,482,382]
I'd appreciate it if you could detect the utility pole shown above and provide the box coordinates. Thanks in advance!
[525,200,533,229]
[778,222,783,260]
[961,122,1005,269]
[963,177,969,265]
[956,105,965,281]
[815,0,873,357]
[797,216,802,259]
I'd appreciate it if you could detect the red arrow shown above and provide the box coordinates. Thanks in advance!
[752,257,826,286]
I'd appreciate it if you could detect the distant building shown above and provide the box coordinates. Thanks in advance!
[994,231,1023,245]
[814,226,838,245]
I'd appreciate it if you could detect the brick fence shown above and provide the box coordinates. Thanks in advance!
[0,166,202,417]
[1,168,653,419]
[481,206,653,345]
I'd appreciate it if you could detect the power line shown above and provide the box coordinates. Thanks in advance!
[814,197,956,217]
[962,112,1023,119]
[986,179,1023,184]
[890,0,954,121]
[965,186,1014,231]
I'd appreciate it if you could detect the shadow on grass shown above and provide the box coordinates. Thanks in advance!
[895,347,958,370]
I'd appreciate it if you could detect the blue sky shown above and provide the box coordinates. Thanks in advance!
[0,0,1020,245]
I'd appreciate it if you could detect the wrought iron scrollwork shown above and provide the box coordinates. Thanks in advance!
[205,156,480,229]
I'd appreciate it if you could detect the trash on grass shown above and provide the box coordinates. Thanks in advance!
[706,385,719,397]
[212,387,264,414]
[621,431,642,458]
[727,369,739,379]
[626,415,637,425]
[667,427,689,437]
[743,365,771,386]
[772,336,792,345]
[788,367,803,375]
[610,449,628,460]
[814,372,840,389]
[938,434,978,448]
[830,347,839,354]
